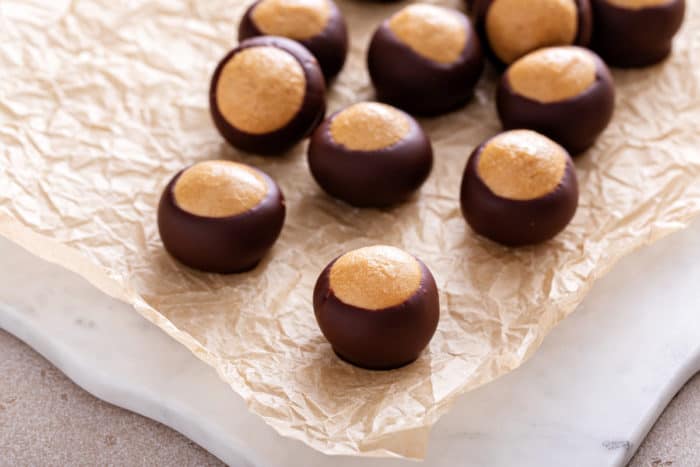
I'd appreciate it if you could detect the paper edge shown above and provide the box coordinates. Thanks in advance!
[1,207,699,459]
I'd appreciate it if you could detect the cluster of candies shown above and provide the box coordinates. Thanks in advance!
[156,0,684,370]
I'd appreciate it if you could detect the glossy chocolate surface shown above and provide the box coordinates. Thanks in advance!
[313,254,439,370]
[497,49,615,155]
[238,0,348,80]
[472,0,592,67]
[210,36,326,156]
[367,9,484,116]
[460,136,579,246]
[591,0,685,67]
[307,105,433,207]
[158,165,286,273]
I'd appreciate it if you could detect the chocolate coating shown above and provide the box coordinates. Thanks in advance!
[497,48,615,155]
[313,250,440,370]
[307,103,433,207]
[591,0,685,67]
[158,164,286,273]
[367,7,484,116]
[210,36,326,155]
[472,0,592,67]
[238,0,348,80]
[460,133,579,246]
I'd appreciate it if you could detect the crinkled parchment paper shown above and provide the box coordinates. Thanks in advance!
[1,0,700,459]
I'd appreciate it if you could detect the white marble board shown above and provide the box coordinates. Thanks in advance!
[0,219,699,466]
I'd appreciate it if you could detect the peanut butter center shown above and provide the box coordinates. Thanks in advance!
[329,245,422,311]
[605,0,671,9]
[486,0,578,64]
[329,102,411,151]
[174,160,268,217]
[388,4,468,65]
[252,0,331,40]
[215,46,306,135]
[508,46,596,103]
[477,130,567,200]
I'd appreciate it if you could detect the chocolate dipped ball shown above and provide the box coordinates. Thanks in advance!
[497,46,615,155]
[460,130,579,246]
[472,0,592,66]
[307,102,433,207]
[313,245,440,370]
[158,160,285,273]
[238,0,348,80]
[591,0,685,67]
[367,3,484,116]
[210,36,326,155]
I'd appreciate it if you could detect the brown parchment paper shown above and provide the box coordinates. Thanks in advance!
[1,0,700,459]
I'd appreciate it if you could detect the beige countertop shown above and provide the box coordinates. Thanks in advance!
[0,329,697,466]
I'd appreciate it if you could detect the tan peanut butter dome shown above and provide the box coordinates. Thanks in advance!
[477,130,568,201]
[486,0,578,64]
[605,0,672,8]
[388,4,468,65]
[329,245,423,310]
[174,161,268,217]
[252,0,331,40]
[329,103,411,151]
[215,46,306,135]
[508,47,597,103]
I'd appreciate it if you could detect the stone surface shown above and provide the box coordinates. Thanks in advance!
[0,329,223,467]
[0,329,697,466]
[1,219,700,466]
[629,372,700,467]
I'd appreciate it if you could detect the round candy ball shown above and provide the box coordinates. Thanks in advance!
[158,160,286,273]
[497,46,615,155]
[590,0,685,67]
[460,130,579,246]
[210,36,326,155]
[472,0,592,66]
[367,3,484,116]
[313,245,440,370]
[238,0,348,80]
[307,102,433,207]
